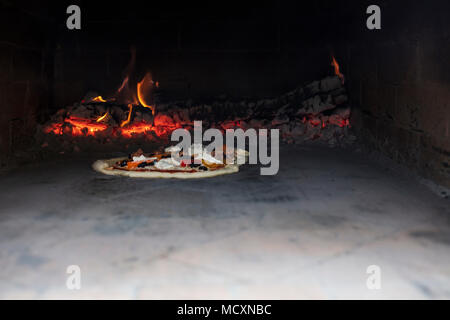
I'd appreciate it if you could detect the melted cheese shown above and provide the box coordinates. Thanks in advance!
[161,144,230,167]
[154,158,177,170]
[132,155,157,162]
[198,151,223,164]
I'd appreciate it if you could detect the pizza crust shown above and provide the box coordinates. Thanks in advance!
[92,157,240,179]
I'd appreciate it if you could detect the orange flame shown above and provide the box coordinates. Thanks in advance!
[137,73,155,115]
[331,56,345,84]
[96,112,109,122]
[92,96,107,103]
[117,76,129,94]
[120,104,133,127]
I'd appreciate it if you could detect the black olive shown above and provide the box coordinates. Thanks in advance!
[138,161,155,168]
[199,166,208,171]
[189,163,201,168]
[137,162,147,168]
[120,160,128,167]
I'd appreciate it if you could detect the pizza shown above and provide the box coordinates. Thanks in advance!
[92,144,249,179]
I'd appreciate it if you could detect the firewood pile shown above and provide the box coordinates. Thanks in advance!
[37,75,355,153]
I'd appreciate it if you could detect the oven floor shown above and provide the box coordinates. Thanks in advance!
[0,145,449,299]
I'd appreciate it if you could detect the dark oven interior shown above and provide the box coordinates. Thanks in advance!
[2,1,449,186]
[0,0,449,299]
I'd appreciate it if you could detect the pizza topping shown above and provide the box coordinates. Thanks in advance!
[110,144,248,173]
[132,154,157,162]
[127,161,142,169]
[154,158,177,170]
[201,159,225,169]
[197,150,223,165]
[153,152,172,161]
[164,145,182,153]
[138,161,155,168]
[131,148,145,158]
[187,143,204,157]
[165,144,224,165]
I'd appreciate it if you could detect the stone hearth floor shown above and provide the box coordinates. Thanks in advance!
[0,145,449,299]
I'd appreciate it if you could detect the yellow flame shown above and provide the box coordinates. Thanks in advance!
[137,73,155,115]
[120,104,133,127]
[331,56,345,84]
[96,112,108,122]
[92,96,107,103]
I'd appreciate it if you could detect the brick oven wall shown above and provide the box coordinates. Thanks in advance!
[346,2,450,188]
[0,4,52,166]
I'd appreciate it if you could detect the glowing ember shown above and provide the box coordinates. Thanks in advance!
[43,122,63,135]
[96,112,109,122]
[119,122,154,137]
[43,115,182,139]
[331,56,345,84]
[66,117,109,135]
[137,73,155,115]
[118,121,180,138]
[43,117,109,136]
[309,118,321,127]
[120,104,133,127]
[42,56,351,147]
